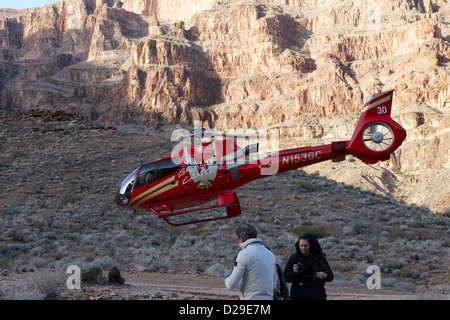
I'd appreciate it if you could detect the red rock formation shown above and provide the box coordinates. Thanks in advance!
[0,0,449,175]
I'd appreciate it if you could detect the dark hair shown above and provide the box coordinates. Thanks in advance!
[299,233,324,255]
[236,224,258,241]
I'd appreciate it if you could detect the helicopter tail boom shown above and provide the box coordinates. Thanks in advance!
[255,90,406,176]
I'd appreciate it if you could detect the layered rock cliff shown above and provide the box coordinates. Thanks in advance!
[0,0,449,211]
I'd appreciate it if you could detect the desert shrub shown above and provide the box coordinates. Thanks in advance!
[386,259,408,271]
[132,247,173,272]
[29,268,66,300]
[61,192,82,204]
[290,180,320,192]
[30,257,48,268]
[399,266,421,279]
[0,158,12,168]
[291,224,327,238]
[81,266,105,284]
[0,257,12,269]
[206,263,224,277]
[194,263,205,272]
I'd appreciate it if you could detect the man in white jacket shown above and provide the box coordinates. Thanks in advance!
[224,224,277,300]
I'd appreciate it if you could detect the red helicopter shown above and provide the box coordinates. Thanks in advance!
[115,90,406,226]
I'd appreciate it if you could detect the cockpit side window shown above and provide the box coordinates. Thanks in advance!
[157,158,180,180]
[135,162,157,189]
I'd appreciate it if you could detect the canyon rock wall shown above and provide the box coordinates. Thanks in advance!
[0,0,449,211]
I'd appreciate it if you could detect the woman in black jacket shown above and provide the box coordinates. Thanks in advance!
[283,233,334,300]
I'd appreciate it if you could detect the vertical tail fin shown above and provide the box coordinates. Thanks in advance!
[347,90,406,164]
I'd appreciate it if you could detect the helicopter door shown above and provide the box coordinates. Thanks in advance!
[156,159,181,180]
[135,162,157,189]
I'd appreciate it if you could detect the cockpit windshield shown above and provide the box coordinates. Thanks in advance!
[116,168,138,206]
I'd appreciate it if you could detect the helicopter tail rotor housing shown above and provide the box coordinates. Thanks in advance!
[347,90,406,164]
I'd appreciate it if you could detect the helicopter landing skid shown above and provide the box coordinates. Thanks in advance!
[150,191,241,226]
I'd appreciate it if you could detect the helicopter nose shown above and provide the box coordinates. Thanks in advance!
[115,194,128,207]
[116,168,139,207]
